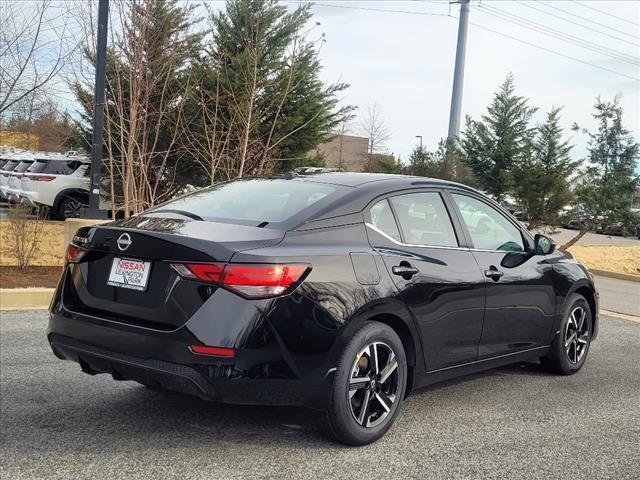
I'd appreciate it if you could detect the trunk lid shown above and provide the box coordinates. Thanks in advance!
[63,216,285,330]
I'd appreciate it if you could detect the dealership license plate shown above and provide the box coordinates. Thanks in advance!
[107,257,151,291]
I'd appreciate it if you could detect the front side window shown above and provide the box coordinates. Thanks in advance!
[389,192,458,247]
[452,194,524,252]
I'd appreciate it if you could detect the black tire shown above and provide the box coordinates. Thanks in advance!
[56,195,87,220]
[541,293,592,375]
[320,322,407,446]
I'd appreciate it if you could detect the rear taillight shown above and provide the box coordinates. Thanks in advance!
[65,244,87,263]
[30,174,55,182]
[222,264,309,298]
[169,262,310,299]
[169,262,225,283]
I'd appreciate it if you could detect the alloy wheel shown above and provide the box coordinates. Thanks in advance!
[63,198,84,218]
[565,306,589,364]
[348,342,399,428]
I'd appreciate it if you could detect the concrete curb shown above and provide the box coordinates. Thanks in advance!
[591,269,640,283]
[0,288,54,311]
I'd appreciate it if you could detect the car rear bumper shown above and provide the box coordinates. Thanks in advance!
[48,287,334,407]
[49,332,319,405]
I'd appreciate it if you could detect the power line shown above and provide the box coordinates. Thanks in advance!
[312,3,451,17]
[309,1,640,82]
[479,4,640,66]
[466,20,639,82]
[571,0,640,28]
[537,0,639,39]
[520,1,640,47]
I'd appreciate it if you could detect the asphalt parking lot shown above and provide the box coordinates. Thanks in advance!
[1,311,639,479]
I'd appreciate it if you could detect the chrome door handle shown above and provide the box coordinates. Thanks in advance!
[484,269,504,280]
[392,264,419,278]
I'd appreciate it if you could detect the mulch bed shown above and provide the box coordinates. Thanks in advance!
[0,266,64,289]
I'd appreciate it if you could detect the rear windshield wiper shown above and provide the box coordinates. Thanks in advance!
[145,209,204,221]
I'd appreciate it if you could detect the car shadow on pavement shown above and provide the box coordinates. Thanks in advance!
[409,360,549,395]
[22,360,552,452]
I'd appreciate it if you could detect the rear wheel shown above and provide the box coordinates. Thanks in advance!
[320,322,407,445]
[541,293,592,375]
[56,195,87,220]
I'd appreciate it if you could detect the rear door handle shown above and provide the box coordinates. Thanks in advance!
[484,269,504,280]
[392,264,419,278]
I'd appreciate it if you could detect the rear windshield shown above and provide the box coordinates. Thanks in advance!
[149,179,341,226]
[2,160,18,171]
[14,161,33,173]
[28,159,85,175]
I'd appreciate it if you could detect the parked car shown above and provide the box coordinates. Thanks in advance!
[21,152,90,219]
[5,157,34,203]
[565,213,604,231]
[599,222,627,237]
[0,158,19,201]
[49,173,598,445]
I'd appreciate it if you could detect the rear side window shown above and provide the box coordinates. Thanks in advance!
[29,159,84,175]
[452,194,524,252]
[369,199,401,241]
[14,161,33,173]
[149,179,341,225]
[389,192,458,247]
[2,161,18,171]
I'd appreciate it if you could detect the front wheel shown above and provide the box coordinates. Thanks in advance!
[541,293,592,375]
[320,322,407,445]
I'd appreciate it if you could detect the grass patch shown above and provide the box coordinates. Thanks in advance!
[568,245,640,277]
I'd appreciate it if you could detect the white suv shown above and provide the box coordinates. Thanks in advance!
[5,154,34,203]
[0,158,20,202]
[21,152,90,219]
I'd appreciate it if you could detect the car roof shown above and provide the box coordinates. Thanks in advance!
[292,171,477,191]
[288,172,484,228]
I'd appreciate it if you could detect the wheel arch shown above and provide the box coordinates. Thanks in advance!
[52,188,89,218]
[53,188,89,211]
[573,284,598,340]
[367,312,417,397]
[335,299,424,398]
[556,277,598,342]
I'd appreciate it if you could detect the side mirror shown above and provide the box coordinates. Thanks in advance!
[534,234,556,255]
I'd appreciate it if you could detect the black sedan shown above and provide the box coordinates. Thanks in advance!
[48,173,598,445]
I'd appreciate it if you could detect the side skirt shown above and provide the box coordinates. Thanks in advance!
[411,346,550,391]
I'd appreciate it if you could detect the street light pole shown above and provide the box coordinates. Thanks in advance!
[416,135,423,149]
[447,0,471,140]
[87,0,109,218]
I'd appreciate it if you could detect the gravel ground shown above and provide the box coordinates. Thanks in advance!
[1,311,639,480]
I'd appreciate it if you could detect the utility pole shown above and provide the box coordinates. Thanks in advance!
[447,0,470,140]
[87,0,109,218]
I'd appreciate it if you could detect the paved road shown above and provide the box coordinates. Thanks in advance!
[543,227,640,247]
[1,312,639,479]
[595,276,640,317]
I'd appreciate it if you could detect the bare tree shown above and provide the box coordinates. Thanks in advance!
[5,204,47,270]
[359,102,390,169]
[334,119,352,170]
[71,0,201,215]
[0,1,76,120]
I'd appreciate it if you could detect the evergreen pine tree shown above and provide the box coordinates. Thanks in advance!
[460,74,537,201]
[512,107,579,229]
